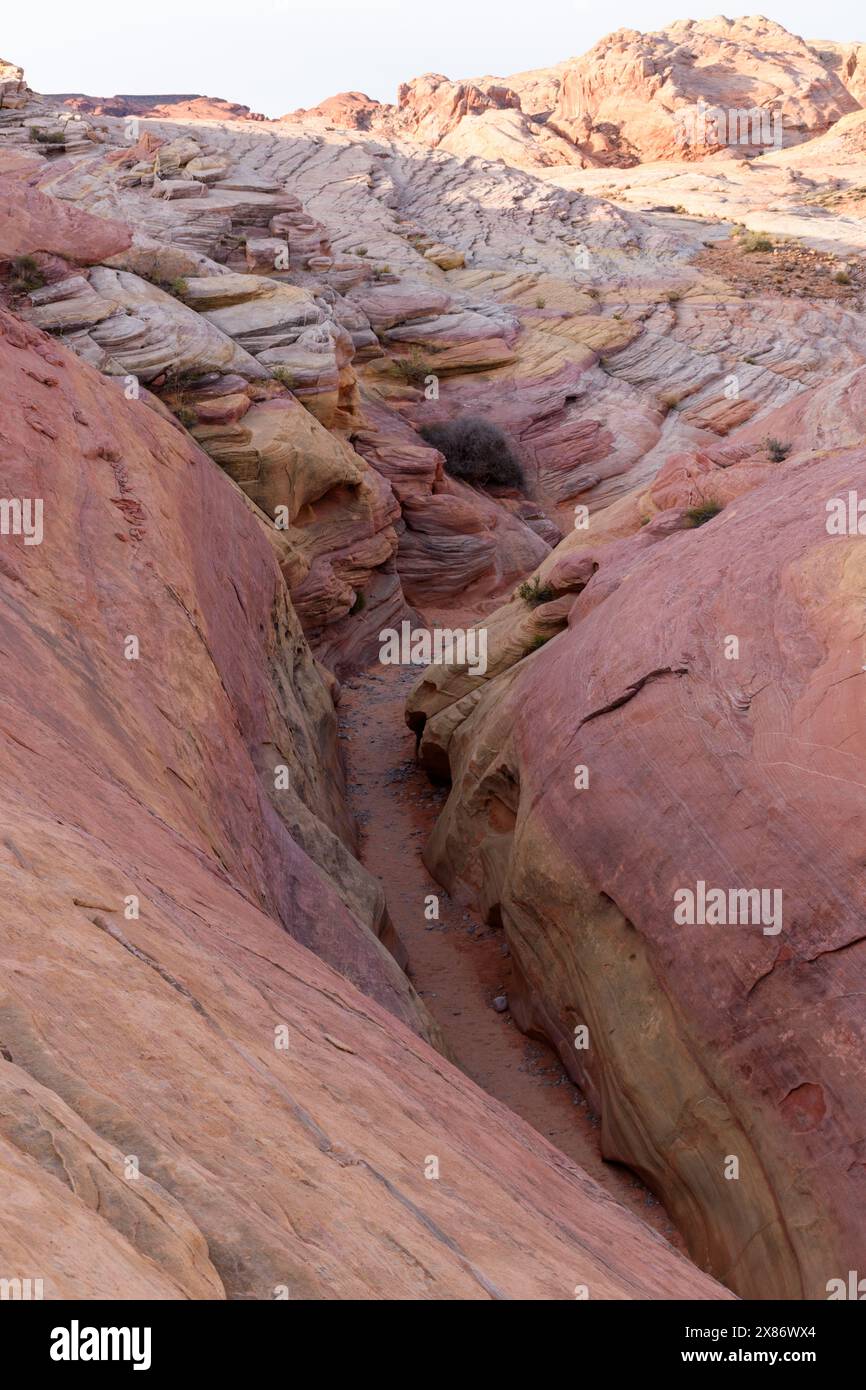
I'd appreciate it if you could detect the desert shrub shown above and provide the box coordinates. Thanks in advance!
[419,416,524,488]
[517,575,556,606]
[765,437,792,462]
[686,499,723,527]
[665,290,682,303]
[137,269,189,299]
[741,232,773,253]
[393,346,436,387]
[7,255,45,294]
[29,127,65,145]
[535,295,546,308]
[162,366,207,392]
[834,270,852,285]
[159,366,207,427]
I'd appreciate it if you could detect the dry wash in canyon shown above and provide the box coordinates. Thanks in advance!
[1,13,866,1303]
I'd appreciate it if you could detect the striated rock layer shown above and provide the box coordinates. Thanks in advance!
[294,17,863,172]
[4,18,866,1301]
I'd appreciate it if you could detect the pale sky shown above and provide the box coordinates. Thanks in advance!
[5,2,865,118]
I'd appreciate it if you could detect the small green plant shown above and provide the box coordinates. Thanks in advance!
[355,246,368,257]
[673,204,687,214]
[160,366,206,428]
[665,290,682,304]
[535,295,546,308]
[639,514,651,526]
[29,127,66,145]
[765,437,792,462]
[517,575,556,607]
[685,499,723,527]
[742,232,773,253]
[137,268,190,299]
[7,254,45,294]
[393,346,435,387]
[162,366,206,392]
[834,270,851,285]
[527,632,553,652]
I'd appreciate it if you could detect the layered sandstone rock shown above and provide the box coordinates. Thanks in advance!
[0,58,29,110]
[545,16,860,164]
[51,91,266,121]
[352,399,550,604]
[4,26,866,1303]
[811,39,866,106]
[0,107,593,637]
[293,18,863,174]
[0,177,131,263]
[285,91,385,130]
[409,444,866,1300]
[0,303,730,1303]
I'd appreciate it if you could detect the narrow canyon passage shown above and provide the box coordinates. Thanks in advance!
[339,647,685,1252]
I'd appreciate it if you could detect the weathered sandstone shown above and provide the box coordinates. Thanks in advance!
[409,446,866,1299]
[0,303,728,1303]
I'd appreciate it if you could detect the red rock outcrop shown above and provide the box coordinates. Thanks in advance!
[0,58,28,109]
[288,18,863,173]
[545,17,860,164]
[811,39,866,106]
[395,74,522,144]
[51,92,266,121]
[284,91,385,130]
[0,177,132,263]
